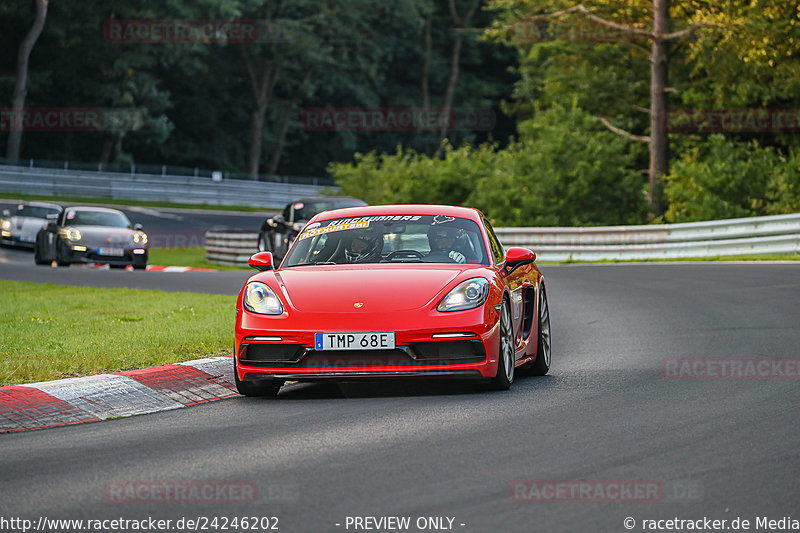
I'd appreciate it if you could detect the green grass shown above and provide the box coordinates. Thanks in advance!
[0,281,236,385]
[0,193,276,212]
[148,246,250,271]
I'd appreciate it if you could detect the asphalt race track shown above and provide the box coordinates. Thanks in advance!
[1,262,798,532]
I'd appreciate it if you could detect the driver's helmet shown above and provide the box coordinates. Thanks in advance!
[344,226,382,262]
[427,225,464,251]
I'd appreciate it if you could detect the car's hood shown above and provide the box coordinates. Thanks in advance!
[71,225,136,246]
[270,266,465,312]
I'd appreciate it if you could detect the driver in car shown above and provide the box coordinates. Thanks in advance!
[427,226,467,263]
[343,227,383,263]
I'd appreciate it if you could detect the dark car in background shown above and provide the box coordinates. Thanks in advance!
[0,202,63,248]
[34,206,149,269]
[258,196,367,261]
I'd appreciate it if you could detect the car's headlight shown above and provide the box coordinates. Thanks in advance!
[59,227,81,241]
[437,278,490,312]
[243,282,283,315]
[0,219,10,230]
[133,231,148,244]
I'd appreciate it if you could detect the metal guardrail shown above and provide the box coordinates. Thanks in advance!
[0,164,331,209]
[205,213,800,266]
[0,157,333,186]
[205,231,259,266]
[494,213,800,261]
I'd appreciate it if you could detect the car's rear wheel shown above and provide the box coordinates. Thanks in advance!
[490,298,514,390]
[234,356,283,397]
[528,284,551,376]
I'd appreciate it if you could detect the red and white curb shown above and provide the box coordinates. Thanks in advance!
[0,356,237,434]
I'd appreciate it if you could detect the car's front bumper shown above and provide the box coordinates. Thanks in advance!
[235,306,502,381]
[0,231,35,248]
[62,244,148,266]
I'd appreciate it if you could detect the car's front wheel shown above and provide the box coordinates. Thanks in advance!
[55,240,70,267]
[489,298,515,390]
[33,240,48,265]
[234,357,283,397]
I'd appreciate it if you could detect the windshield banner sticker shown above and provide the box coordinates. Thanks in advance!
[299,221,370,240]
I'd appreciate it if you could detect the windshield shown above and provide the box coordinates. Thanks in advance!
[15,205,60,218]
[282,214,488,267]
[64,209,131,228]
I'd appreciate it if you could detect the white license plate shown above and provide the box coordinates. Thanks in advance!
[315,332,395,351]
[98,247,125,256]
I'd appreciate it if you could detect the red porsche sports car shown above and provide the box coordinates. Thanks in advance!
[234,205,551,396]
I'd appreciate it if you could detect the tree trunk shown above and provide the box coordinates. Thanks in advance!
[421,14,432,111]
[437,35,462,150]
[436,0,481,153]
[266,102,293,176]
[6,0,49,164]
[242,45,276,180]
[649,0,670,216]
[419,15,433,155]
[247,101,270,180]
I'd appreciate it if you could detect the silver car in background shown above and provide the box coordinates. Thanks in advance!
[0,202,63,248]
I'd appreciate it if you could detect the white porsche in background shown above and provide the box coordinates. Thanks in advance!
[0,202,62,248]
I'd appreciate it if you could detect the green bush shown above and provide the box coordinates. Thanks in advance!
[329,105,649,227]
[328,142,497,207]
[663,135,800,222]
[468,106,647,226]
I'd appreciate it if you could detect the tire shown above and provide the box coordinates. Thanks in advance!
[489,297,515,391]
[528,283,551,376]
[110,264,127,269]
[34,241,48,265]
[234,355,283,397]
[55,240,70,267]
[132,263,147,270]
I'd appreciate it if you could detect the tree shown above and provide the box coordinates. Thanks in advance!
[5,0,48,163]
[486,0,713,217]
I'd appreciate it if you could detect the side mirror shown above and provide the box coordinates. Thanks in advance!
[2,209,9,217]
[248,251,275,271]
[504,247,536,274]
[133,223,143,231]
